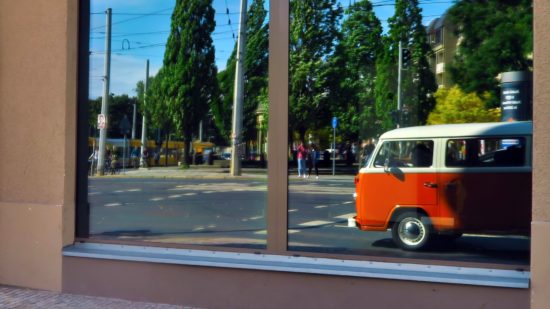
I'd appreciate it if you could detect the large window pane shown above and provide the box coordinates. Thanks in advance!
[288,0,532,266]
[85,0,269,249]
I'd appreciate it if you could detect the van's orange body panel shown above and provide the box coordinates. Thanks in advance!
[355,172,438,229]
[355,170,531,234]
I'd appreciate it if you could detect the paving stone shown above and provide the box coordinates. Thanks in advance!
[0,285,198,309]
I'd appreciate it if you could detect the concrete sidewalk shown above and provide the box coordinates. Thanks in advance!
[0,285,195,309]
[94,165,357,181]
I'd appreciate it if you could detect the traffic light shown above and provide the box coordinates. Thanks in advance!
[401,48,412,69]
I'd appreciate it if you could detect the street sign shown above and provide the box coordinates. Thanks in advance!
[332,117,338,129]
[97,114,106,129]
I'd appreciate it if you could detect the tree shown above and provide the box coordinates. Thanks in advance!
[89,94,139,139]
[289,0,342,142]
[448,0,532,107]
[214,0,269,144]
[374,0,437,132]
[162,0,218,165]
[427,86,501,125]
[329,0,382,141]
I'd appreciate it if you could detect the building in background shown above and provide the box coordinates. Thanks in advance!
[427,14,459,88]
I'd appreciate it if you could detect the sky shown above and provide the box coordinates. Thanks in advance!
[89,0,455,99]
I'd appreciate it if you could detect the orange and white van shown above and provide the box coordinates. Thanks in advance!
[354,121,532,250]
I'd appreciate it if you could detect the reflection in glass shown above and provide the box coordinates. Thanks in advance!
[288,0,531,266]
[86,0,269,249]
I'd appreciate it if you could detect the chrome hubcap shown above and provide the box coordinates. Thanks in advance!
[398,218,425,246]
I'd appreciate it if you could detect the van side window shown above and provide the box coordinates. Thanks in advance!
[373,140,434,168]
[446,138,526,167]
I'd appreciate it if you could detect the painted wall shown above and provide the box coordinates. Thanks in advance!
[531,1,550,308]
[0,0,77,291]
[1,0,549,308]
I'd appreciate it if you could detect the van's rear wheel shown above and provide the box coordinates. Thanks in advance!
[392,211,432,250]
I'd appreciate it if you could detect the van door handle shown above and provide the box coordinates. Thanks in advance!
[423,182,438,188]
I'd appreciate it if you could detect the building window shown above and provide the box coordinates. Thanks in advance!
[79,0,270,249]
[286,0,532,265]
[77,0,533,272]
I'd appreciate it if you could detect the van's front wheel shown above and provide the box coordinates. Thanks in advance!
[392,211,432,250]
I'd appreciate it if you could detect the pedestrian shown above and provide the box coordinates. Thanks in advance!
[345,141,354,167]
[307,143,319,179]
[88,147,98,175]
[154,150,160,166]
[130,147,139,168]
[142,148,149,167]
[296,141,307,178]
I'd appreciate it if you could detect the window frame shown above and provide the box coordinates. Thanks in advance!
[74,0,533,273]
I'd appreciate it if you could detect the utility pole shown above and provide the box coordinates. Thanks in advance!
[97,8,112,176]
[131,101,136,140]
[396,40,403,129]
[230,0,248,176]
[140,60,149,168]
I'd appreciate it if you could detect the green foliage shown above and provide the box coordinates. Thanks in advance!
[427,86,501,125]
[448,0,533,107]
[214,48,236,141]
[374,0,437,132]
[329,0,383,141]
[162,0,218,162]
[374,42,397,134]
[145,68,172,131]
[289,0,342,142]
[214,0,268,144]
[89,94,139,138]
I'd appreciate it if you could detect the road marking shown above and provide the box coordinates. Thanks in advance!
[342,201,353,205]
[150,197,164,201]
[248,216,264,220]
[183,193,196,196]
[203,191,215,194]
[288,209,298,213]
[334,212,356,219]
[314,205,328,209]
[168,195,182,198]
[104,203,121,207]
[192,227,205,231]
[126,188,141,192]
[254,230,267,235]
[113,190,125,193]
[288,229,300,234]
[298,220,333,227]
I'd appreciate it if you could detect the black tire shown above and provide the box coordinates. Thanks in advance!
[391,211,432,251]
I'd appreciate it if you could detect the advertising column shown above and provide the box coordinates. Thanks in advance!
[501,71,532,122]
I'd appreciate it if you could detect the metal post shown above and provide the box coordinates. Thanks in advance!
[123,135,127,175]
[131,102,136,140]
[140,60,149,168]
[199,120,203,141]
[97,8,112,176]
[332,127,336,176]
[397,40,403,128]
[230,0,248,176]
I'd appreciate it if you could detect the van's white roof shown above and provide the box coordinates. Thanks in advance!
[379,121,532,139]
